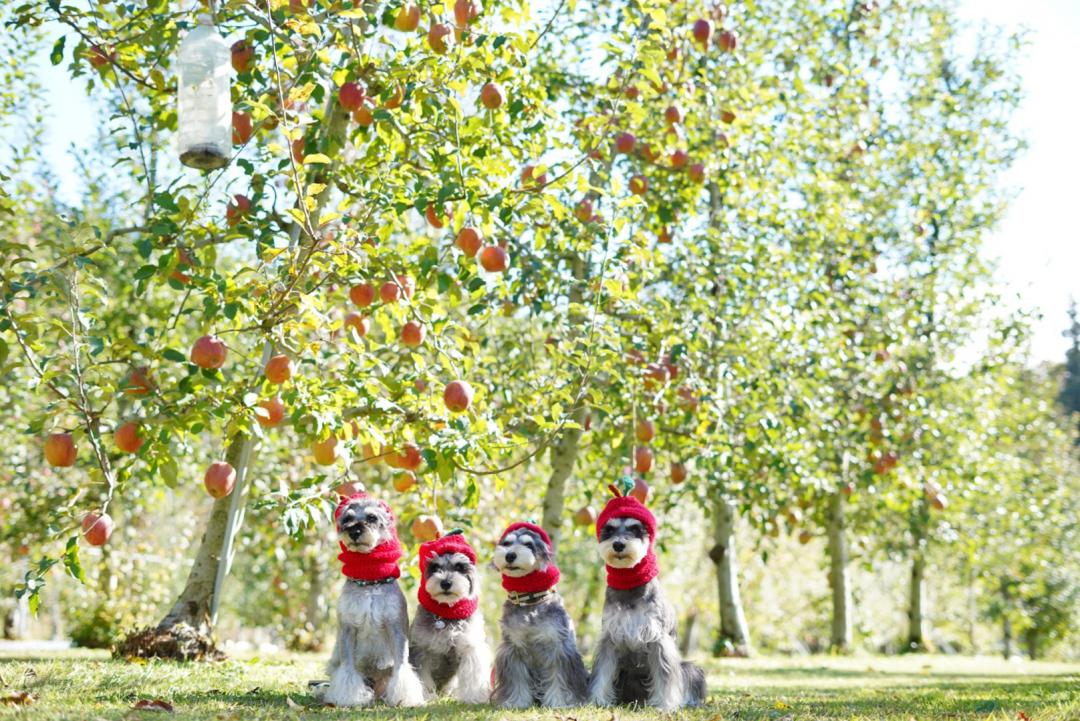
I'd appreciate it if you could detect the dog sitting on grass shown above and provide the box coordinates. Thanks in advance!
[408,530,492,703]
[588,493,706,710]
[491,522,589,708]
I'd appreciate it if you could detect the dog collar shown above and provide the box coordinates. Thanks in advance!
[507,588,557,606]
[348,576,396,588]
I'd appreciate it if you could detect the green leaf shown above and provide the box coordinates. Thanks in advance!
[49,35,65,65]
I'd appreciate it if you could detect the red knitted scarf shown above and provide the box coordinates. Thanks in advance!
[501,564,560,593]
[418,585,479,619]
[338,540,402,582]
[605,548,659,590]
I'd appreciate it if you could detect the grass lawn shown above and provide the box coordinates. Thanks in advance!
[1,650,1077,720]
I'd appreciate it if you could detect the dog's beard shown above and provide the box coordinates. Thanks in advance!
[493,544,540,577]
[598,536,648,568]
[338,525,389,553]
[424,570,472,604]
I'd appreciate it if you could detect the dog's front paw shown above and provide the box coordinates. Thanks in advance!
[324,669,374,708]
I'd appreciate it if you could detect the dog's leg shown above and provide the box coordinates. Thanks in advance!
[324,626,375,708]
[646,635,685,710]
[681,660,707,707]
[541,632,589,708]
[381,622,425,707]
[587,635,620,706]
[452,630,493,704]
[492,642,533,709]
[408,640,437,701]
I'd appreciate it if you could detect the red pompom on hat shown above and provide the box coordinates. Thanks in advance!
[596,494,660,590]
[417,531,479,620]
[498,521,560,593]
[334,492,403,582]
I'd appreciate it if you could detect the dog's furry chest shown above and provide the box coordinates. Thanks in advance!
[601,581,674,650]
[500,598,572,654]
[411,609,483,687]
[336,580,406,670]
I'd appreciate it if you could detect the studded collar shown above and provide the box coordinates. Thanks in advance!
[507,587,557,606]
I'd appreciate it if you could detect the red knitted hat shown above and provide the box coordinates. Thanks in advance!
[501,521,552,548]
[596,496,656,542]
[419,530,477,566]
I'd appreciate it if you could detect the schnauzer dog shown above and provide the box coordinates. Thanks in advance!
[322,492,424,708]
[491,522,589,708]
[588,495,706,710]
[408,530,492,703]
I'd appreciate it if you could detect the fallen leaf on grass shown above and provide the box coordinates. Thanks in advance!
[132,699,174,712]
[775,700,790,710]
[285,696,302,709]
[1,691,36,706]
[1018,713,1031,721]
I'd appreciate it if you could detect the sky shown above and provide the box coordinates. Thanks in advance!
[25,0,1080,364]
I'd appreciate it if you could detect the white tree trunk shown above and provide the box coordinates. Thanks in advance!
[906,550,927,651]
[708,498,751,656]
[826,491,851,651]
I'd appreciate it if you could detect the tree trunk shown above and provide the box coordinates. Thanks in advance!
[1025,630,1038,661]
[707,497,751,657]
[1001,578,1014,659]
[905,551,927,652]
[826,491,851,652]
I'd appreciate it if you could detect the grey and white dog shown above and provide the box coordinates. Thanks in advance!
[408,536,492,703]
[491,524,589,708]
[588,515,706,710]
[322,496,424,708]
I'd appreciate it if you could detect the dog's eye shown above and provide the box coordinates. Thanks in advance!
[365,513,377,523]
[454,563,468,573]
[600,526,615,539]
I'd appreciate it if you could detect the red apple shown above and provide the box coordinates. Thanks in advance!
[393,471,417,492]
[312,435,340,466]
[720,109,736,124]
[124,367,154,396]
[204,461,237,499]
[615,131,636,154]
[114,422,144,454]
[88,44,115,69]
[191,334,228,370]
[574,199,593,223]
[443,380,474,413]
[635,419,656,443]
[412,514,443,542]
[456,227,483,257]
[335,481,365,498]
[574,506,597,526]
[425,203,447,229]
[338,82,365,112]
[664,104,683,125]
[634,446,654,474]
[226,194,250,227]
[394,3,421,31]
[264,354,293,384]
[44,432,77,467]
[657,227,673,244]
[291,137,305,163]
[479,245,508,273]
[231,40,254,73]
[353,101,375,127]
[384,83,405,109]
[480,82,505,110]
[692,18,713,46]
[625,86,641,100]
[344,312,371,337]
[401,320,426,347]
[428,23,453,53]
[670,149,689,169]
[454,0,478,26]
[380,281,401,303]
[629,175,648,196]
[688,163,706,184]
[630,476,650,502]
[670,461,687,484]
[232,111,253,145]
[717,29,738,52]
[520,165,547,187]
[256,396,286,428]
[81,512,114,546]
[350,282,376,308]
[396,443,424,471]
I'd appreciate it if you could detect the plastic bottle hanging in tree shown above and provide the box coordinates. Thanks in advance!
[178,13,231,170]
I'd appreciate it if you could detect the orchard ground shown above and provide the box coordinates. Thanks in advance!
[0,651,1077,720]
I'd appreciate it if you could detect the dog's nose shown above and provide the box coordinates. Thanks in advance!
[440,579,452,591]
[612,541,625,553]
[505,552,517,564]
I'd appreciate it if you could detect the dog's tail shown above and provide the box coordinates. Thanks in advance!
[680,661,706,707]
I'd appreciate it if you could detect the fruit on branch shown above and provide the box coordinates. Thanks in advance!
[629,175,648,196]
[412,514,443,542]
[639,142,660,162]
[688,163,706,184]
[191,335,228,370]
[232,111,253,145]
[289,0,308,12]
[692,18,713,46]
[380,281,402,303]
[231,40,254,73]
[312,435,340,466]
[717,29,738,53]
[443,380,474,413]
[344,312,371,337]
[798,530,813,545]
[350,282,376,308]
[630,476,650,502]
[425,203,447,229]
[644,362,669,388]
[291,137,305,163]
[615,131,636,154]
[124,367,153,396]
[395,443,424,471]
[574,199,593,223]
[81,512,114,547]
[480,82,505,110]
[169,247,195,285]
[428,23,452,54]
[393,471,417,492]
[264,354,293,384]
[520,165,547,188]
[394,3,421,31]
[114,422,144,454]
[635,419,656,443]
[670,149,689,169]
[204,461,237,499]
[841,482,854,497]
[574,506,597,526]
[256,396,286,428]
[384,83,405,109]
[657,227,673,244]
[44,433,77,467]
[664,104,683,126]
[88,44,116,69]
[625,86,640,100]
[720,109,736,124]
[454,0,478,26]
[670,461,687,484]
[479,245,508,273]
[338,82,365,112]
[226,194,251,227]
[397,274,416,299]
[634,446,654,474]
[455,227,483,257]
[353,102,375,127]
[335,481,365,498]
[401,321,426,348]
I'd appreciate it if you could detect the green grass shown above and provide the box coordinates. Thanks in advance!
[1,651,1077,720]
